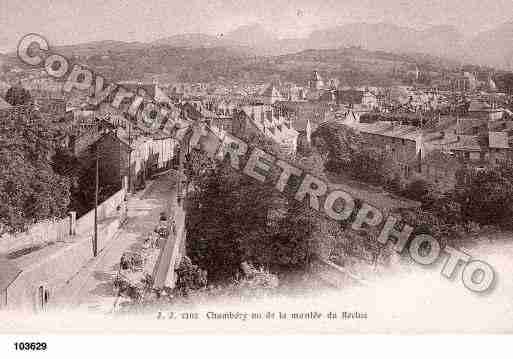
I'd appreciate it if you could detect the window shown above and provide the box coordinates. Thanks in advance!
[404,164,411,179]
[37,285,50,312]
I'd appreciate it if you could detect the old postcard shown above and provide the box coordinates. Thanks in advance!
[1,0,513,345]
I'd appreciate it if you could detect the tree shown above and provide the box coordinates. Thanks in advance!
[401,179,431,202]
[5,84,32,106]
[0,146,70,233]
[0,112,72,233]
[185,133,321,282]
[495,73,513,96]
[312,122,362,171]
[457,165,513,229]
[312,122,390,185]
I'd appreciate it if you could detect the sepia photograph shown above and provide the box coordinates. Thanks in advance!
[0,0,513,354]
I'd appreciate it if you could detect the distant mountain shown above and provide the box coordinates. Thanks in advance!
[306,23,465,61]
[3,21,513,76]
[152,33,238,48]
[148,22,469,60]
[55,40,148,57]
[149,24,281,55]
[223,23,277,47]
[146,21,513,70]
[464,21,513,70]
[0,36,467,86]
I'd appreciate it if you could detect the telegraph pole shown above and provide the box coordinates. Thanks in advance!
[93,142,99,257]
[128,119,132,194]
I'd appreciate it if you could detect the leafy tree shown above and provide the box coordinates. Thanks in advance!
[312,122,362,171]
[185,132,321,282]
[5,84,32,106]
[495,73,513,95]
[0,143,70,233]
[456,165,513,229]
[401,179,431,202]
[347,147,389,185]
[312,122,389,185]
[0,110,73,233]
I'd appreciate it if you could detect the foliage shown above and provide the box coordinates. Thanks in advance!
[347,147,390,185]
[396,207,464,248]
[4,85,33,106]
[401,179,432,202]
[175,256,208,296]
[0,113,71,233]
[238,200,318,271]
[239,262,279,288]
[495,73,513,95]
[185,134,319,282]
[312,122,361,169]
[312,122,389,185]
[456,165,513,229]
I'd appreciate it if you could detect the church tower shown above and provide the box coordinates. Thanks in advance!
[309,71,324,90]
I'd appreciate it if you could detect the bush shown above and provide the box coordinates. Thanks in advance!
[239,262,279,289]
[186,136,317,281]
[384,176,402,193]
[402,179,431,202]
[176,256,208,296]
[457,166,513,229]
[348,148,389,185]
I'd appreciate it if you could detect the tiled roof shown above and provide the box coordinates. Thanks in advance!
[348,121,423,141]
[489,131,510,149]
[468,100,492,112]
[261,84,281,99]
[436,134,482,151]
[0,259,21,292]
[311,71,322,81]
[422,149,461,168]
[0,97,12,110]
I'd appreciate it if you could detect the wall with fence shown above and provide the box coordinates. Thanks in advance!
[5,218,121,310]
[2,185,127,310]
[0,187,126,256]
[0,218,71,255]
[152,197,186,290]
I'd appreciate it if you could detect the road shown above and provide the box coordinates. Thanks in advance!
[56,173,177,312]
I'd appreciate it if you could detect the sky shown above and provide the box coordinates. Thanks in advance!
[1,0,513,52]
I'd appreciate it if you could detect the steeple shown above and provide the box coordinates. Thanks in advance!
[310,71,323,90]
[305,118,312,144]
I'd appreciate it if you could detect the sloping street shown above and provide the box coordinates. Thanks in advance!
[56,173,177,313]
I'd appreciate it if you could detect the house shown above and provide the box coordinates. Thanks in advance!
[452,72,478,92]
[488,131,513,165]
[419,150,462,192]
[0,96,12,111]
[117,82,171,104]
[275,100,334,132]
[346,120,423,183]
[467,100,503,121]
[0,101,33,125]
[345,114,496,190]
[261,84,283,105]
[309,71,324,90]
[86,131,177,193]
[233,105,299,155]
[0,259,21,309]
[337,90,378,110]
